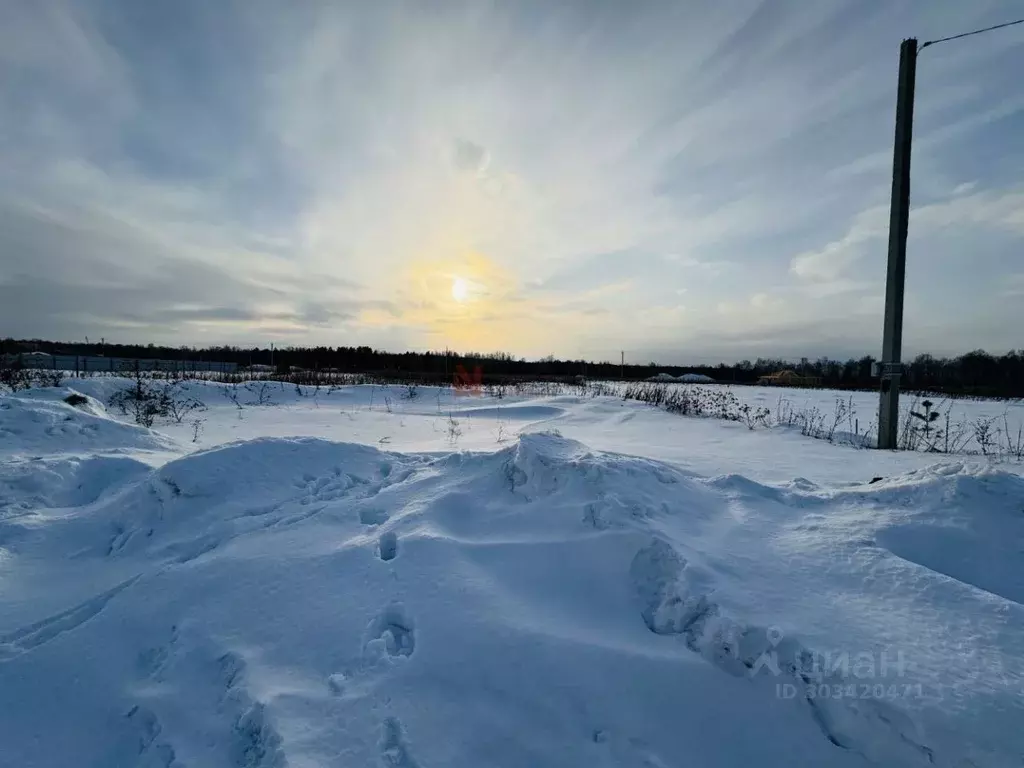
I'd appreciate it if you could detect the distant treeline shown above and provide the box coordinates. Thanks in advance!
[3,338,1023,398]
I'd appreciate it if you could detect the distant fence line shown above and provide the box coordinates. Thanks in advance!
[5,353,238,374]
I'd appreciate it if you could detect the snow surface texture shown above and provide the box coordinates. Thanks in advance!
[0,381,1022,767]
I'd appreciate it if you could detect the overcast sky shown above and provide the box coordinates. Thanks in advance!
[2,1,1022,363]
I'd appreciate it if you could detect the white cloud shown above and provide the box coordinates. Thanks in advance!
[791,190,1024,287]
[951,181,977,196]
[1002,274,1024,298]
[913,190,1024,234]
[790,206,887,283]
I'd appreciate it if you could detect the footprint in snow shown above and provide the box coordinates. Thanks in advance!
[136,625,179,680]
[380,717,420,768]
[327,603,416,700]
[124,705,179,767]
[360,507,390,526]
[377,532,398,562]
[365,603,415,660]
[0,576,139,662]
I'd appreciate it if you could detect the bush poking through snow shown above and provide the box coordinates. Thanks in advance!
[738,403,770,431]
[35,369,64,388]
[223,384,245,418]
[446,413,463,446]
[0,361,62,392]
[791,395,858,444]
[244,381,274,406]
[162,381,205,423]
[622,383,745,420]
[618,383,1024,457]
[108,368,205,427]
[108,373,163,427]
[1003,414,1024,460]
[973,417,999,456]
[63,393,89,408]
[910,399,940,434]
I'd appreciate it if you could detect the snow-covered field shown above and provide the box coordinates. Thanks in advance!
[1,379,1021,767]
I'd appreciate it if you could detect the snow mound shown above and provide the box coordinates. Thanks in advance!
[500,431,710,522]
[0,388,177,458]
[1,455,149,519]
[0,432,1021,767]
[857,463,1024,604]
[449,404,565,421]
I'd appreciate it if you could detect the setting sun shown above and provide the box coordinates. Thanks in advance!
[451,277,469,302]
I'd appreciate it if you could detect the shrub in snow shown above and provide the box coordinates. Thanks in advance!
[108,369,205,427]
[0,361,62,391]
[243,381,274,406]
[446,413,463,445]
[972,416,999,456]
[911,400,940,436]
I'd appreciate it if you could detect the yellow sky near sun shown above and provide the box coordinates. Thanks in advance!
[356,249,610,353]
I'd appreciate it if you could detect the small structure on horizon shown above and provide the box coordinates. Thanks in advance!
[757,369,821,387]
[3,352,54,368]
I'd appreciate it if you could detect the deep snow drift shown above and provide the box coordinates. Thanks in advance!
[0,382,1021,767]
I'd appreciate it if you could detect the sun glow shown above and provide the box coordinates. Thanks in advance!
[451,276,469,302]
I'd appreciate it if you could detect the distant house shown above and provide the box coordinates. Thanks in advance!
[757,369,821,387]
[246,364,276,373]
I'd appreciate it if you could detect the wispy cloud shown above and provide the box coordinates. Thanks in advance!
[790,206,888,283]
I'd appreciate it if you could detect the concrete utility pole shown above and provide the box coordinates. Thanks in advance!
[875,19,1022,448]
[877,38,918,449]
